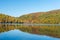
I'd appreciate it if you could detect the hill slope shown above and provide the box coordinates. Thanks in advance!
[0,9,60,24]
[19,9,60,24]
[0,14,17,22]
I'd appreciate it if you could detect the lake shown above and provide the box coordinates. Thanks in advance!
[0,29,60,40]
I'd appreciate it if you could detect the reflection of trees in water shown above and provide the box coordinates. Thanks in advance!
[0,25,60,38]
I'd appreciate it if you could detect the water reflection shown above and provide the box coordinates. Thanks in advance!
[0,24,60,39]
[0,29,60,40]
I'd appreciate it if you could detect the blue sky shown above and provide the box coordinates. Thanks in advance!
[0,0,60,17]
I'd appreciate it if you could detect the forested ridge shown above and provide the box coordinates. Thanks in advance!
[19,9,60,24]
[0,9,60,24]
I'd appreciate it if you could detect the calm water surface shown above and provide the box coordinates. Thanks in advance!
[0,29,60,40]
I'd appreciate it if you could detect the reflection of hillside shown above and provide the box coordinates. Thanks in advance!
[0,24,60,38]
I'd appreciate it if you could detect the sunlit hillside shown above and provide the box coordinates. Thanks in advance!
[19,9,60,24]
[0,14,17,22]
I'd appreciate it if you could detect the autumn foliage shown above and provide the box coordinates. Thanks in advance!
[0,9,60,38]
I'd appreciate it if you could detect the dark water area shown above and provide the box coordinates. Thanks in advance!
[0,29,60,40]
